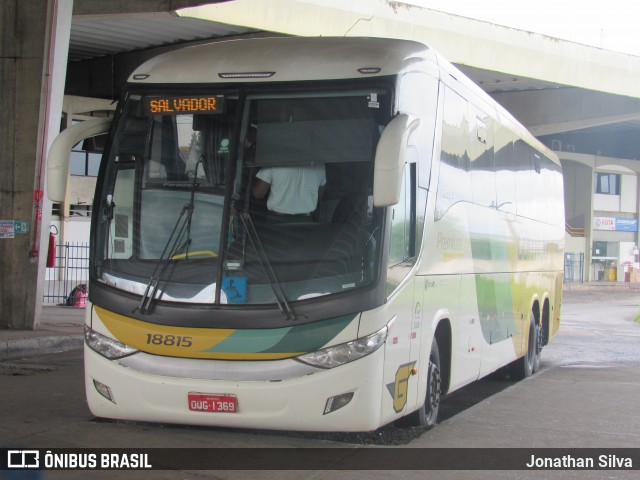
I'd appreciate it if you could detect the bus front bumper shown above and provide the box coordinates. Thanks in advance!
[84,344,386,432]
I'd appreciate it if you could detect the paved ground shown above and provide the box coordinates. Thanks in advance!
[1,284,639,479]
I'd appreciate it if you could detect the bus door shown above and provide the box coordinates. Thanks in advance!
[382,161,421,418]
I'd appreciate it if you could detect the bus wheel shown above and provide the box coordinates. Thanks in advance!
[396,338,441,429]
[534,318,544,373]
[508,312,540,380]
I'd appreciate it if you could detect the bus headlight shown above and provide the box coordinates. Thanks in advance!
[295,325,388,369]
[85,326,138,360]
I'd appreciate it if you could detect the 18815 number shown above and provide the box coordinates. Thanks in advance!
[145,334,193,347]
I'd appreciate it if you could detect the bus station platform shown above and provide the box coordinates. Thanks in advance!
[0,306,84,360]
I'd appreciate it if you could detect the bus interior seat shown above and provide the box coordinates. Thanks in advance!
[331,193,368,225]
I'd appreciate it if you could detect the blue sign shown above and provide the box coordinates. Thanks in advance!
[222,276,247,304]
[14,221,30,234]
[615,218,638,232]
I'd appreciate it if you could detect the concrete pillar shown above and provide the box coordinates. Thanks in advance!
[0,0,72,329]
[636,175,640,267]
[584,167,595,282]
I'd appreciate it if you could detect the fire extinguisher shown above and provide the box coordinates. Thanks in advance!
[47,225,58,268]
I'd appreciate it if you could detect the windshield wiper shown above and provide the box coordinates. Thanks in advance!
[135,159,202,314]
[238,213,295,321]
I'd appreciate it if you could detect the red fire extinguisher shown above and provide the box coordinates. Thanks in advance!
[47,225,58,268]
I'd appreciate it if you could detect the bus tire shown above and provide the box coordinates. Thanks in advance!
[396,338,441,429]
[508,312,540,380]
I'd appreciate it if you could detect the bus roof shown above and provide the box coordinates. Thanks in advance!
[129,36,438,84]
[128,35,558,165]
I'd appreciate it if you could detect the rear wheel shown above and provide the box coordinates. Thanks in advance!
[396,338,441,428]
[533,317,543,373]
[508,312,540,380]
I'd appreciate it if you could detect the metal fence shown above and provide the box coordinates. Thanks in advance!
[43,242,89,305]
[564,252,584,283]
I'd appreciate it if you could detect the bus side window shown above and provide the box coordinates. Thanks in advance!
[397,72,437,268]
[436,86,471,220]
[515,140,535,219]
[388,162,417,266]
[397,72,438,190]
[387,162,417,296]
[494,125,516,214]
[469,107,496,208]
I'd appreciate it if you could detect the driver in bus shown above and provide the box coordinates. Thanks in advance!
[252,164,326,223]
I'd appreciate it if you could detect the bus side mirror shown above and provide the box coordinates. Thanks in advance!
[47,117,111,202]
[373,114,420,207]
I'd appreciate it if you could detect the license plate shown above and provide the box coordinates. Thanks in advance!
[188,392,238,413]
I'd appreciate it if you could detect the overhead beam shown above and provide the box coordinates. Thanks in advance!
[65,31,271,99]
[72,0,223,16]
[528,112,640,137]
[178,0,640,100]
[491,88,640,136]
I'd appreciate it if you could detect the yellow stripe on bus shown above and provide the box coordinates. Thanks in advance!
[94,306,239,359]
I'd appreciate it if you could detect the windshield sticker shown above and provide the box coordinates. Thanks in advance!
[218,138,231,154]
[222,276,247,304]
[368,93,380,109]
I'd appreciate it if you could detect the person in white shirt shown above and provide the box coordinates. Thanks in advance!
[253,164,326,221]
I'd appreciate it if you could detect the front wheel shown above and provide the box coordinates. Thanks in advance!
[395,338,442,429]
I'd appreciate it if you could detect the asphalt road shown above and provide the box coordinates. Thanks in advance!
[544,289,640,367]
[1,287,639,480]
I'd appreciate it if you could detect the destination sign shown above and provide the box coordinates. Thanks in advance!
[143,95,224,115]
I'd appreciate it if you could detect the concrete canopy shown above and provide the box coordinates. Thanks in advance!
[5,0,640,330]
[175,0,640,158]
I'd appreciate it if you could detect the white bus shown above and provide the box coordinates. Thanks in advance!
[48,37,564,432]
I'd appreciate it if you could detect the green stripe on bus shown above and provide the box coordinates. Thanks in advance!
[203,313,359,354]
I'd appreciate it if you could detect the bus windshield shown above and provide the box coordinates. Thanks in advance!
[94,87,389,309]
